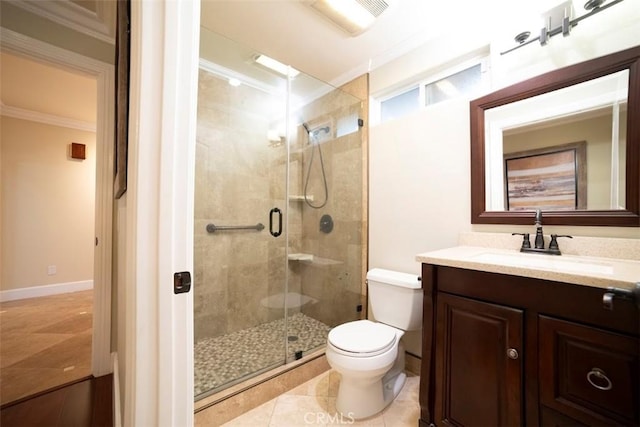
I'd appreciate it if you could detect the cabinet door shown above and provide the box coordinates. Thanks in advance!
[539,316,639,426]
[435,293,523,426]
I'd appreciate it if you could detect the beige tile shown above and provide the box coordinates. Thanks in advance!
[286,370,330,397]
[194,405,222,427]
[195,355,330,424]
[268,394,329,427]
[327,371,341,398]
[221,399,276,426]
[197,361,418,427]
[396,375,420,402]
[325,397,385,426]
[381,392,420,426]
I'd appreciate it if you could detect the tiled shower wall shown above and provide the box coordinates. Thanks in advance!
[194,68,367,341]
[194,70,292,341]
[292,79,367,328]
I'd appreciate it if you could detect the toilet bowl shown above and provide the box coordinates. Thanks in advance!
[326,269,422,420]
[326,320,406,419]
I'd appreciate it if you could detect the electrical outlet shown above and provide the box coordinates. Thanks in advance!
[47,265,57,275]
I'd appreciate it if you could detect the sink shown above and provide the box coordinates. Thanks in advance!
[471,252,614,275]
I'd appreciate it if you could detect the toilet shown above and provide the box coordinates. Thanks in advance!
[326,268,423,419]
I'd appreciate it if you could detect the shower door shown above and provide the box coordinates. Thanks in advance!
[193,28,366,400]
[193,29,290,398]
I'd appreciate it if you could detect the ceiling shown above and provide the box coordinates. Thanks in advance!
[0,51,97,124]
[0,0,603,126]
[199,0,559,87]
[1,0,105,127]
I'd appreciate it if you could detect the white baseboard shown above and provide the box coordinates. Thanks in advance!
[0,280,93,302]
[112,352,122,427]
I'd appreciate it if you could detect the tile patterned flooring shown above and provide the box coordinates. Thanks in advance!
[0,290,93,405]
[195,313,331,396]
[218,370,420,427]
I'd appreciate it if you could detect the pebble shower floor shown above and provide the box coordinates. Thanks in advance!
[194,312,331,396]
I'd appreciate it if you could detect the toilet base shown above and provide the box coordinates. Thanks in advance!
[335,345,407,420]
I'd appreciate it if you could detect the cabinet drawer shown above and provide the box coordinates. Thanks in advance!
[539,316,639,426]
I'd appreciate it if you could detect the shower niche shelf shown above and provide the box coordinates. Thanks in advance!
[288,253,314,262]
[287,253,343,266]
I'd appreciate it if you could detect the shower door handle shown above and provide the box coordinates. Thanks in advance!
[269,207,282,237]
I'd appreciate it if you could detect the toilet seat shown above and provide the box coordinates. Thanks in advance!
[328,320,397,357]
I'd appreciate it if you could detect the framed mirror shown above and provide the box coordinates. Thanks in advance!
[471,46,640,226]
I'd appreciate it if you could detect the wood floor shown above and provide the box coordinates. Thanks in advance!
[0,374,113,427]
[0,290,113,426]
[0,290,93,404]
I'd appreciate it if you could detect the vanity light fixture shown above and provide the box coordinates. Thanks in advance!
[309,0,393,36]
[501,0,625,55]
[254,54,300,78]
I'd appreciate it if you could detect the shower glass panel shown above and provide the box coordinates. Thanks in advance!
[194,27,364,400]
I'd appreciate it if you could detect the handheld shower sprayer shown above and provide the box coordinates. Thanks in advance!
[302,122,328,209]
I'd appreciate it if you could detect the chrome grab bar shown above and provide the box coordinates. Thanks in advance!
[206,223,265,233]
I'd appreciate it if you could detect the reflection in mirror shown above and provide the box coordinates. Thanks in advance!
[484,70,628,212]
[470,45,640,227]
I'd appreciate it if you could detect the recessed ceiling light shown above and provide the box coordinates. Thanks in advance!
[228,78,241,87]
[254,54,300,78]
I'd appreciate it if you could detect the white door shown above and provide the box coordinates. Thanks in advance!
[124,1,199,426]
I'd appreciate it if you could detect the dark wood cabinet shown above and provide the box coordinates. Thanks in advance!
[434,294,523,426]
[419,264,639,427]
[539,316,639,425]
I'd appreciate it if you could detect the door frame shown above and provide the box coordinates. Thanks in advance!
[0,27,114,376]
[122,1,198,425]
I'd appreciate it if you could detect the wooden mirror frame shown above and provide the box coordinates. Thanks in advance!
[471,45,640,226]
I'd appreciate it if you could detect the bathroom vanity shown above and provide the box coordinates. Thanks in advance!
[416,246,639,427]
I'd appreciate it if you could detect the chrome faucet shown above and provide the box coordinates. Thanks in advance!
[512,209,573,255]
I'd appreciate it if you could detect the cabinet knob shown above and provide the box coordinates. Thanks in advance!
[507,348,519,359]
[587,368,612,391]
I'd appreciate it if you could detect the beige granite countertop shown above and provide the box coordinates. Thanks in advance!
[416,245,640,290]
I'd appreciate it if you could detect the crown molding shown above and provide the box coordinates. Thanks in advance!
[1,101,96,132]
[6,0,115,44]
[1,27,112,75]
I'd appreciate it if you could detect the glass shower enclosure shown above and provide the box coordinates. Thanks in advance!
[193,28,366,399]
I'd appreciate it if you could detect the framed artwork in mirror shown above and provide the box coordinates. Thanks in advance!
[504,142,586,211]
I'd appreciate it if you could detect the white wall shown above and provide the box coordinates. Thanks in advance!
[369,101,472,274]
[1,117,96,293]
[489,0,640,89]
[369,100,471,356]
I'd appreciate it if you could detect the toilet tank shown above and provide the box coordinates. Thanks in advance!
[367,268,423,331]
